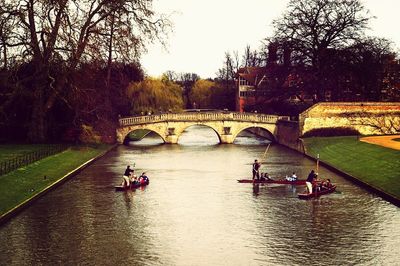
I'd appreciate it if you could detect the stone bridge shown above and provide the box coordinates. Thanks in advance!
[116,112,290,144]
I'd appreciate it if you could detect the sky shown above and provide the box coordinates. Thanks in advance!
[141,0,400,79]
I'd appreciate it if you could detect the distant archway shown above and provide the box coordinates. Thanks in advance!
[233,126,275,143]
[176,124,221,145]
[123,129,165,145]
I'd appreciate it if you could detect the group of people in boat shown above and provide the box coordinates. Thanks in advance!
[252,159,298,182]
[251,158,334,194]
[306,169,333,193]
[121,165,149,188]
[252,160,273,181]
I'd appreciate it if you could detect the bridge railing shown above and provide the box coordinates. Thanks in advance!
[119,112,289,126]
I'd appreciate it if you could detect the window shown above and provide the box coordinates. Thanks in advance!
[239,78,250,86]
[239,91,255,97]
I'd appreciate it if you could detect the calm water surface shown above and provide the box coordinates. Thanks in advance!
[1,126,399,266]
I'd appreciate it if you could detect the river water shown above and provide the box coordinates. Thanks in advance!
[1,126,399,266]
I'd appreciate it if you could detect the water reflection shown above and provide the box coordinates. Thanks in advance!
[128,131,164,146]
[178,125,220,145]
[1,125,400,265]
[234,129,272,146]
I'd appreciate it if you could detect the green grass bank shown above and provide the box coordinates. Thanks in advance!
[303,136,400,200]
[0,145,111,218]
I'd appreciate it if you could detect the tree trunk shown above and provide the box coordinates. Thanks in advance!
[106,14,115,87]
[28,85,47,143]
[2,41,7,69]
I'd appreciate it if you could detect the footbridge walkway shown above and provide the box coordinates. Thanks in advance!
[116,112,290,144]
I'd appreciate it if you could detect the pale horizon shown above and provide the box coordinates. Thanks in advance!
[141,0,400,79]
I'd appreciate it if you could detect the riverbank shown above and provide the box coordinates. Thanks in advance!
[0,144,113,223]
[303,136,400,205]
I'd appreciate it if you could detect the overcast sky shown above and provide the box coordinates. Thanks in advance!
[141,0,400,79]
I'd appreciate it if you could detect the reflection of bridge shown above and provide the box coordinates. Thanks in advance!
[116,112,290,144]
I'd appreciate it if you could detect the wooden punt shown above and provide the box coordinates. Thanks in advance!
[297,185,336,199]
[237,179,306,185]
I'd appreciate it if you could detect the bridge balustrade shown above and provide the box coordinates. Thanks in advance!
[119,112,289,126]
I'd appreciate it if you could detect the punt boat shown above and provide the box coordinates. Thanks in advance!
[237,179,307,185]
[297,185,336,199]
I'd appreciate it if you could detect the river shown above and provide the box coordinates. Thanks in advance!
[1,125,399,266]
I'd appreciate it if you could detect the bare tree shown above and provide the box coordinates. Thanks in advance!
[162,70,178,82]
[242,45,264,67]
[272,0,372,100]
[1,0,171,142]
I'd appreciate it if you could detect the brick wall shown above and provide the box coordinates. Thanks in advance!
[299,102,400,135]
[276,120,304,152]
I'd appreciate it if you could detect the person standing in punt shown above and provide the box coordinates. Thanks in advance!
[306,170,316,194]
[252,159,261,180]
[122,165,134,187]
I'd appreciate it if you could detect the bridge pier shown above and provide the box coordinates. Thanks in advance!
[165,135,178,144]
[220,134,234,144]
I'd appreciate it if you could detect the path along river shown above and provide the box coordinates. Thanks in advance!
[1,126,399,266]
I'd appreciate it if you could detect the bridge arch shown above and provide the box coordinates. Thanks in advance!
[232,125,276,143]
[175,123,222,143]
[119,125,167,144]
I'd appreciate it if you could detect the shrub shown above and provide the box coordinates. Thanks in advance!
[302,127,360,137]
[79,124,102,144]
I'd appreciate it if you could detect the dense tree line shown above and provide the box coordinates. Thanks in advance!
[0,0,170,143]
[1,0,399,143]
[160,71,236,111]
[126,77,184,114]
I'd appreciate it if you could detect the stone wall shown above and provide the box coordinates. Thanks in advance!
[299,102,400,136]
[276,120,304,152]
[244,121,305,152]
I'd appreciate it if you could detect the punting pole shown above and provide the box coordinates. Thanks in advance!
[316,154,319,173]
[262,143,271,159]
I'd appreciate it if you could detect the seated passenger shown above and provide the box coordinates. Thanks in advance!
[286,172,297,182]
[130,174,139,186]
[325,178,333,188]
[140,172,149,184]
[262,173,272,180]
[129,170,136,181]
[317,181,325,191]
[291,172,297,180]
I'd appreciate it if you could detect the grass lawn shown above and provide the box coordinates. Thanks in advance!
[0,145,111,216]
[303,136,400,199]
[0,144,62,163]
